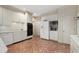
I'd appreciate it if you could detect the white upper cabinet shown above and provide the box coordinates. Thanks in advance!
[77,6,79,16]
[2,7,5,25]
[27,14,32,23]
[1,7,12,26]
[20,15,27,23]
[0,7,2,25]
[12,13,20,22]
[0,6,27,32]
[2,7,8,26]
[6,8,13,25]
[16,13,27,23]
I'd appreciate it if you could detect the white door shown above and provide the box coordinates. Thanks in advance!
[62,17,71,44]
[62,16,76,44]
[40,21,49,40]
[33,21,40,37]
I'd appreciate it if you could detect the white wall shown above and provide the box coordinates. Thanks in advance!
[43,14,58,21]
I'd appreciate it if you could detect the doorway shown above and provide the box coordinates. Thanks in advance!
[33,21,40,37]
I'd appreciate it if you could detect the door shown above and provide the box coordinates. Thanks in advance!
[33,21,40,37]
[62,15,76,44]
[62,17,71,44]
[27,23,33,36]
[40,21,49,40]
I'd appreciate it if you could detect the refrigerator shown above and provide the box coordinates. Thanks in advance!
[40,21,49,40]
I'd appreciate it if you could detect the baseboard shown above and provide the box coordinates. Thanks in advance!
[7,37,32,46]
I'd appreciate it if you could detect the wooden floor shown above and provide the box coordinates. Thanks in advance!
[7,37,70,53]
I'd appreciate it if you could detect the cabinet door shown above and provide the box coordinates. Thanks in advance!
[77,20,79,35]
[50,31,58,41]
[13,32,22,43]
[15,13,20,22]
[7,9,13,25]
[0,7,2,25]
[21,31,27,40]
[2,8,9,26]
[2,8,6,26]
[1,33,13,45]
[13,31,27,43]
[20,14,27,23]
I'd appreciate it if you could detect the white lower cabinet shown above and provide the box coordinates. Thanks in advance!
[20,31,27,40]
[0,31,27,45]
[13,31,27,43]
[50,31,58,41]
[1,33,13,45]
[13,32,22,43]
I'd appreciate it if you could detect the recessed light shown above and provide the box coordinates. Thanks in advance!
[23,8,26,11]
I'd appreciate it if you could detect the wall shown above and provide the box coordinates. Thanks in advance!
[42,13,58,21]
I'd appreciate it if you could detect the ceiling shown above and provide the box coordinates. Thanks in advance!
[11,5,63,16]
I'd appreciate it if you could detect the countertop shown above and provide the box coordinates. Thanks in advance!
[0,30,27,34]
